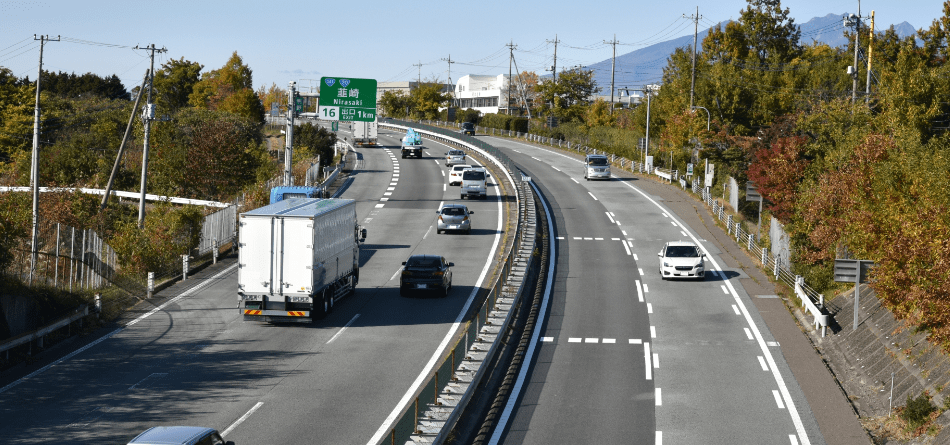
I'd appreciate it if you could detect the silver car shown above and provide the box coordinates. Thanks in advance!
[437,204,473,234]
[584,154,611,180]
[445,149,467,166]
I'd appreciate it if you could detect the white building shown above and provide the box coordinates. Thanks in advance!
[451,74,512,115]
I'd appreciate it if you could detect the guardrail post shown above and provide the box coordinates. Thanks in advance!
[761,249,767,267]
[212,238,218,264]
[727,215,733,234]
[747,233,754,250]
[774,256,780,278]
[414,397,421,434]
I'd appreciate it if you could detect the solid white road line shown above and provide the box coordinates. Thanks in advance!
[390,267,402,281]
[758,356,769,371]
[644,342,653,380]
[588,192,598,201]
[552,166,561,171]
[636,280,644,302]
[571,178,579,184]
[327,314,361,344]
[221,402,264,437]
[423,225,433,239]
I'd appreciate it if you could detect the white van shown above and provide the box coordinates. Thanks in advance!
[460,167,490,199]
[584,154,611,180]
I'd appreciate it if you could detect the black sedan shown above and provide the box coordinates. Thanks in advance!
[400,255,454,297]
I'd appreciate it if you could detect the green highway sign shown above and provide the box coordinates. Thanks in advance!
[318,77,377,122]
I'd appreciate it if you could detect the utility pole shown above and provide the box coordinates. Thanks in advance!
[507,40,517,115]
[135,43,167,228]
[413,61,423,84]
[101,71,149,210]
[865,10,875,104]
[851,0,861,105]
[684,7,702,109]
[285,81,297,186]
[547,35,559,83]
[28,34,59,285]
[442,54,455,95]
[605,35,619,115]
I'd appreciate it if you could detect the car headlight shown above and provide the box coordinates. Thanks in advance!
[663,262,670,267]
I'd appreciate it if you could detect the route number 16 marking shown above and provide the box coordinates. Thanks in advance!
[319,106,340,121]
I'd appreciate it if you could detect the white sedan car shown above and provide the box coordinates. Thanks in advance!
[449,165,472,186]
[657,241,706,280]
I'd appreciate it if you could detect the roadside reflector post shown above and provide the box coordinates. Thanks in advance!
[147,272,154,299]
[182,254,189,280]
[213,238,218,264]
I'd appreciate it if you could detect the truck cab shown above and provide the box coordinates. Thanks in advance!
[401,128,424,158]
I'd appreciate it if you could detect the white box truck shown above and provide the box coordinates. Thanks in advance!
[238,198,366,323]
[352,119,377,146]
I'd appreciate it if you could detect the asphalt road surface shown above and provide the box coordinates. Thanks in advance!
[0,126,507,445]
[483,136,824,445]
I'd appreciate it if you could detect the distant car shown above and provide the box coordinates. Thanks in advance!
[127,426,231,445]
[449,165,473,186]
[584,154,611,180]
[459,122,476,135]
[437,204,473,234]
[445,149,467,166]
[657,241,706,280]
[400,255,454,297]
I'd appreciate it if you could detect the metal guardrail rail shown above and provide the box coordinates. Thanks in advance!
[372,121,534,444]
[0,305,89,356]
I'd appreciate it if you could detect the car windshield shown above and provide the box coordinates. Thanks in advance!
[406,257,441,268]
[462,123,474,129]
[463,171,486,180]
[588,157,609,166]
[441,207,465,216]
[666,246,700,258]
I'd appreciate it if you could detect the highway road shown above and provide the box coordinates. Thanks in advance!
[481,136,824,445]
[0,126,508,444]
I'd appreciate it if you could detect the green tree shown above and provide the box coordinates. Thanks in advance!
[257,82,287,116]
[535,67,599,123]
[189,52,265,123]
[409,81,450,119]
[379,90,410,118]
[0,68,36,162]
[293,123,336,167]
[152,58,203,113]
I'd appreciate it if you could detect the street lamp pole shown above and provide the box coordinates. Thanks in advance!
[691,106,710,131]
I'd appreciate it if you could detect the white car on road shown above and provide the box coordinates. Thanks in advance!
[449,165,472,186]
[657,241,706,280]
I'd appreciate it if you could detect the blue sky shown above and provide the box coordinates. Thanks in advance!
[0,0,943,95]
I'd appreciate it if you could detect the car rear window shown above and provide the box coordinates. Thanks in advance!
[666,246,700,257]
[463,171,486,180]
[441,207,465,216]
[407,257,441,268]
[453,166,470,172]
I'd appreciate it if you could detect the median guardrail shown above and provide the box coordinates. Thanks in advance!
[372,121,536,444]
